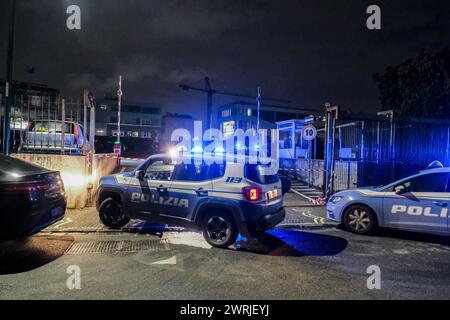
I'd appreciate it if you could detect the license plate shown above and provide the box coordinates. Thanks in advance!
[51,206,63,218]
[267,189,279,200]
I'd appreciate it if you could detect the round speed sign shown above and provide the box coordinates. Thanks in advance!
[302,125,317,141]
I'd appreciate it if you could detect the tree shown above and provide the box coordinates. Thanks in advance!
[373,48,450,118]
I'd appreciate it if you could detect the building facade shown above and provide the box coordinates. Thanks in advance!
[217,101,310,137]
[95,98,162,140]
[160,113,195,151]
[1,80,61,129]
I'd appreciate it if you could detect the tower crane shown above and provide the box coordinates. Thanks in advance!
[179,77,291,131]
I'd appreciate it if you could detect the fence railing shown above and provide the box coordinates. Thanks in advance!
[1,93,85,154]
[324,118,450,165]
[280,116,450,193]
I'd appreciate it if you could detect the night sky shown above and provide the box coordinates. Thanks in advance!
[1,0,449,122]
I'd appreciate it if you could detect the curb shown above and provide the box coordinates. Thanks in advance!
[284,204,325,208]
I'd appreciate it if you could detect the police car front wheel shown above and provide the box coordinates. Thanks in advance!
[202,213,239,248]
[343,205,377,235]
[99,197,130,229]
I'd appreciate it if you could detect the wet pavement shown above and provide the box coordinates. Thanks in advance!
[1,192,449,300]
[0,235,74,275]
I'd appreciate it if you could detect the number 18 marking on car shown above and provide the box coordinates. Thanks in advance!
[226,177,242,183]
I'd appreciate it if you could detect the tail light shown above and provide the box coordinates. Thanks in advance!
[44,173,65,198]
[243,186,262,202]
[0,181,50,195]
[55,173,65,194]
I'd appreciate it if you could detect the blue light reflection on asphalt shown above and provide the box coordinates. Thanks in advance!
[265,228,348,256]
[125,223,347,257]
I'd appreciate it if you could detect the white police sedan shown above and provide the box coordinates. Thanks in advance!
[327,166,450,236]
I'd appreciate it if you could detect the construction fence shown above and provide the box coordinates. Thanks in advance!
[281,115,450,194]
[280,158,358,193]
[0,92,85,153]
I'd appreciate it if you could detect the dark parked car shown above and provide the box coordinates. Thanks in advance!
[0,155,66,240]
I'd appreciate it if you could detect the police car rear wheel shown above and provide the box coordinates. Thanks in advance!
[202,213,238,248]
[99,197,130,229]
[344,205,377,235]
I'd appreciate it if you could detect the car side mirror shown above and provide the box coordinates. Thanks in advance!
[135,170,145,181]
[394,185,406,194]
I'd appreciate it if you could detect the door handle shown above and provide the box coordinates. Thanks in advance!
[433,201,447,207]
[196,188,209,197]
[157,185,167,193]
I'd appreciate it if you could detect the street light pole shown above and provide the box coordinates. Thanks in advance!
[113,76,123,165]
[256,87,261,138]
[117,75,122,145]
[3,0,16,155]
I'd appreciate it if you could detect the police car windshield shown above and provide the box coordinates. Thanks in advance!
[244,163,279,184]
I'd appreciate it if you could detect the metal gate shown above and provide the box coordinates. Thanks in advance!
[1,88,90,155]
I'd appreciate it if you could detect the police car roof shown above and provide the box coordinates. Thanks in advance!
[148,153,274,163]
[419,167,450,174]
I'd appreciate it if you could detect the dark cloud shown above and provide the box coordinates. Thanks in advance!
[1,0,449,121]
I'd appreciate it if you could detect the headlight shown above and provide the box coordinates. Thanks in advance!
[329,196,343,204]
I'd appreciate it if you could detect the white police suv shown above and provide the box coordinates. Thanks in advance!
[327,166,450,236]
[96,153,285,248]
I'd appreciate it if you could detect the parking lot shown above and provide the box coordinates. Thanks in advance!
[1,190,449,300]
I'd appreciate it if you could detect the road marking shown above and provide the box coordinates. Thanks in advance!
[152,255,177,265]
[301,212,327,224]
[162,232,211,249]
[288,208,332,227]
[52,217,73,229]
[392,249,409,255]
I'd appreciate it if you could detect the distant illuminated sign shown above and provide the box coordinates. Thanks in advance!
[223,121,235,135]
[305,115,315,123]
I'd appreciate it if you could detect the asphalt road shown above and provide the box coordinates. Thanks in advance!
[0,206,449,300]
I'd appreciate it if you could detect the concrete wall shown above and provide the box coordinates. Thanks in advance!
[11,153,117,209]
[90,154,119,204]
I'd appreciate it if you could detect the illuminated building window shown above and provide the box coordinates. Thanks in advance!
[222,109,231,118]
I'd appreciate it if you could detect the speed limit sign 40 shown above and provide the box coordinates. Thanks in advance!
[302,125,317,141]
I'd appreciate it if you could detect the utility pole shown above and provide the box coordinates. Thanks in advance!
[205,77,213,132]
[116,75,123,145]
[256,87,262,145]
[114,76,123,164]
[323,103,340,199]
[3,0,16,155]
[377,110,394,181]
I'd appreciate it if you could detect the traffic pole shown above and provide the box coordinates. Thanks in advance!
[116,76,123,166]
[256,87,262,158]
[3,0,16,155]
